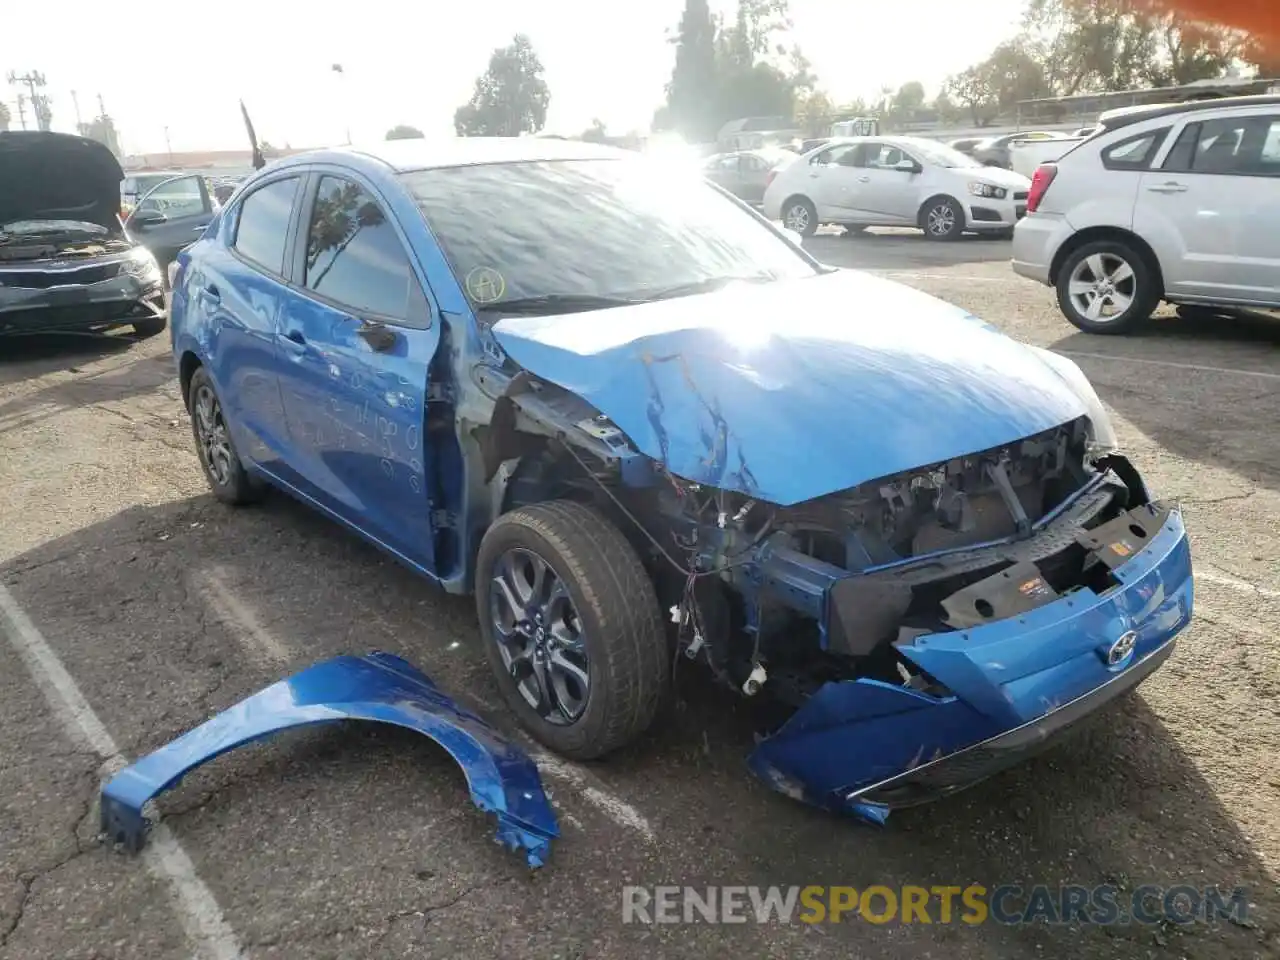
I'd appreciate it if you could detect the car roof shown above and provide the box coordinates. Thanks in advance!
[272,137,631,174]
[1098,93,1280,131]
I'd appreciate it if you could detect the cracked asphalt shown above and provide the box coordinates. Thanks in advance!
[1,229,1277,959]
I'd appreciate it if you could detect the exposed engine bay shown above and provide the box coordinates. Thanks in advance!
[0,219,132,264]
[480,368,1152,722]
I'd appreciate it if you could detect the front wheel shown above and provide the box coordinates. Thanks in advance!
[1055,241,1159,335]
[921,197,965,241]
[781,196,819,237]
[475,501,670,760]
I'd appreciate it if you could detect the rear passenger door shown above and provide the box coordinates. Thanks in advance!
[275,171,441,572]
[1137,112,1280,304]
[192,173,305,481]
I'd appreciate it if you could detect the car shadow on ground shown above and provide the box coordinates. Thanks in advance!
[0,338,176,439]
[0,332,151,387]
[1050,307,1280,494]
[803,228,1012,271]
[2,492,1273,959]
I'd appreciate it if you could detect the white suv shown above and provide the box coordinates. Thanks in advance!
[1012,94,1280,334]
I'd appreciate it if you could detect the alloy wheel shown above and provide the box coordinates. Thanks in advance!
[193,384,234,487]
[1067,252,1136,323]
[489,548,590,724]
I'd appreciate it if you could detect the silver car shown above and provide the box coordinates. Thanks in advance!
[1012,94,1280,334]
[702,149,794,206]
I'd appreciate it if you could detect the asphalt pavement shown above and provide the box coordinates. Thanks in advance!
[1,228,1277,960]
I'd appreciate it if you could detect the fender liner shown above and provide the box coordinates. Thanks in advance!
[100,652,559,868]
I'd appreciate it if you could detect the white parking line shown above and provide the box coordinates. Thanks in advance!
[1199,567,1280,601]
[194,567,289,667]
[1059,350,1280,382]
[872,270,1016,283]
[465,691,656,842]
[0,583,243,960]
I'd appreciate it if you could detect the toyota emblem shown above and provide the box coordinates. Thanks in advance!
[1106,630,1138,666]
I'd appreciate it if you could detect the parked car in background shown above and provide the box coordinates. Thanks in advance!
[0,131,166,338]
[702,148,795,205]
[1009,134,1092,178]
[121,170,187,207]
[124,174,220,268]
[168,137,1192,815]
[1012,94,1280,334]
[763,135,1031,240]
[947,137,985,156]
[972,131,1067,169]
[799,137,832,154]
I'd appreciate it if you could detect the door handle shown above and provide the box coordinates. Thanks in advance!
[203,285,220,304]
[357,319,397,353]
[1147,182,1188,193]
[284,329,306,345]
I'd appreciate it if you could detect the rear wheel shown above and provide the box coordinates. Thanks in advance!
[475,501,669,760]
[1055,240,1159,335]
[782,196,818,237]
[187,367,263,505]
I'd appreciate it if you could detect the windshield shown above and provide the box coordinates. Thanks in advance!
[400,158,818,315]
[910,140,982,169]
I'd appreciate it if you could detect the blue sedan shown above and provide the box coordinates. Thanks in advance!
[169,138,1193,819]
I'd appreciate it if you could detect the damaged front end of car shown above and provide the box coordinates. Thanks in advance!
[475,284,1194,820]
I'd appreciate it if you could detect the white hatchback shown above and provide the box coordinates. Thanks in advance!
[762,136,1032,241]
[1012,94,1280,334]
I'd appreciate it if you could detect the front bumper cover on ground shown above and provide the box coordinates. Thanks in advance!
[100,652,560,868]
[748,500,1194,820]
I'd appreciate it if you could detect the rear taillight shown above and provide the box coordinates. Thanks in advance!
[1026,163,1058,214]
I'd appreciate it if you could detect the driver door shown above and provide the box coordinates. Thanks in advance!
[126,175,217,266]
[853,144,923,224]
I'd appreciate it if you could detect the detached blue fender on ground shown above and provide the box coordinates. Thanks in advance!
[100,652,560,868]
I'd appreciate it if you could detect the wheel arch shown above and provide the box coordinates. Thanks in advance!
[1049,226,1166,294]
[178,350,203,410]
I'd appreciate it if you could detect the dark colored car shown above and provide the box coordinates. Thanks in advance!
[0,131,167,338]
[166,139,1193,820]
[123,173,220,268]
[701,149,794,205]
[970,131,1063,169]
[947,137,985,156]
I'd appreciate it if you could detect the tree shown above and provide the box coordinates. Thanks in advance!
[82,116,122,157]
[385,124,424,140]
[453,34,551,137]
[656,0,719,140]
[0,101,9,132]
[793,88,834,137]
[947,65,998,125]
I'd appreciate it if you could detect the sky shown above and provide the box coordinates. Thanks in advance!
[0,0,1026,155]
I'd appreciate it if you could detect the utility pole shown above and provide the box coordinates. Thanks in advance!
[15,93,28,130]
[72,89,84,131]
[332,63,352,144]
[7,71,51,131]
[164,125,173,165]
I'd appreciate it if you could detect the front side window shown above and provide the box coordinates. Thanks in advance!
[400,158,818,315]
[812,144,859,166]
[232,176,300,275]
[303,175,413,321]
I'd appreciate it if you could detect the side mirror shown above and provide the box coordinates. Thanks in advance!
[894,159,922,174]
[131,211,166,227]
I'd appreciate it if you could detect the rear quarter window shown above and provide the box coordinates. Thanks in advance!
[1101,127,1171,170]
[231,176,301,276]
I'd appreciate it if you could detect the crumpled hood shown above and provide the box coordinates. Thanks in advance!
[0,131,124,231]
[491,270,1087,505]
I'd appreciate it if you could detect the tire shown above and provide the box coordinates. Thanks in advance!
[132,315,167,338]
[920,196,965,241]
[841,224,868,238]
[1055,240,1159,335]
[475,500,670,760]
[781,196,818,237]
[186,367,263,505]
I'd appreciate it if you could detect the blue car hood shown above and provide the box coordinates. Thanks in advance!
[491,269,1087,506]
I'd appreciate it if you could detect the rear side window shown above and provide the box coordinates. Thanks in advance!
[1163,114,1280,176]
[1101,127,1170,170]
[302,175,413,321]
[232,177,300,275]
